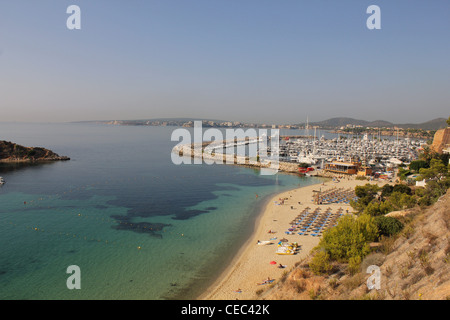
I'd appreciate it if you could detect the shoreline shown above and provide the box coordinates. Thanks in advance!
[0,157,70,163]
[199,175,385,300]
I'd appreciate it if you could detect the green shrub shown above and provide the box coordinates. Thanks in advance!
[318,214,378,263]
[418,159,448,181]
[309,251,332,275]
[374,216,404,238]
[392,184,412,195]
[418,196,432,207]
[380,184,394,198]
[27,149,37,157]
[386,191,416,211]
[348,255,362,275]
[398,168,411,180]
[409,160,429,172]
[355,184,380,199]
[363,201,392,216]
[351,184,382,213]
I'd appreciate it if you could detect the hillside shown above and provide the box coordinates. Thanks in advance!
[259,190,450,300]
[395,118,449,130]
[301,117,447,130]
[81,117,448,131]
[0,141,70,162]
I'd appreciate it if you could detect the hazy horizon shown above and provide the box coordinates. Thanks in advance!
[1,1,449,124]
[2,115,448,127]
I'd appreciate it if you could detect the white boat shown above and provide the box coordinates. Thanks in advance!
[297,153,317,165]
[389,157,403,165]
[0,177,5,185]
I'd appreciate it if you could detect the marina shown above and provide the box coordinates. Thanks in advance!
[174,129,427,178]
[277,132,426,174]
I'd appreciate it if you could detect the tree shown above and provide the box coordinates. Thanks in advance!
[418,179,450,206]
[387,191,416,211]
[409,160,429,172]
[318,214,378,262]
[380,184,394,198]
[392,184,412,195]
[398,167,411,180]
[351,184,381,213]
[418,159,448,180]
[447,116,450,126]
[354,184,380,199]
[418,145,440,164]
[363,201,392,216]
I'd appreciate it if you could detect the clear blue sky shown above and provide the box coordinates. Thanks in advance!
[0,0,449,124]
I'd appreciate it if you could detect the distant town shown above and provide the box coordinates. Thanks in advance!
[89,117,448,140]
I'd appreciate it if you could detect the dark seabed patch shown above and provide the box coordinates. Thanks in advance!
[171,209,210,220]
[111,215,171,237]
[93,205,109,209]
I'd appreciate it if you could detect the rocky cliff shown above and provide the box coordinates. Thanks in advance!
[0,140,70,162]
[431,128,450,154]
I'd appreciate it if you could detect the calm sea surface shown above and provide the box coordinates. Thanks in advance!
[0,123,324,299]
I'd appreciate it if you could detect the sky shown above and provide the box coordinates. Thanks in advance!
[0,0,449,124]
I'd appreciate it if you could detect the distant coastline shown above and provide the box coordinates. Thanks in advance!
[76,116,448,132]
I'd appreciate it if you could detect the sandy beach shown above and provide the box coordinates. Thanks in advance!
[200,174,387,300]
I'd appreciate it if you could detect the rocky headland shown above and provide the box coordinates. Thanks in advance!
[0,140,70,163]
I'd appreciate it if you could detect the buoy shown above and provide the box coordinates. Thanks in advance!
[137,246,141,250]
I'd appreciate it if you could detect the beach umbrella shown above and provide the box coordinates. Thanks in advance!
[270,261,277,265]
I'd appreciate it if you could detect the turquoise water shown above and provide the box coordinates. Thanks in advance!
[0,123,323,299]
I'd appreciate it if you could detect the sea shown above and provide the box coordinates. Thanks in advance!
[0,122,325,300]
